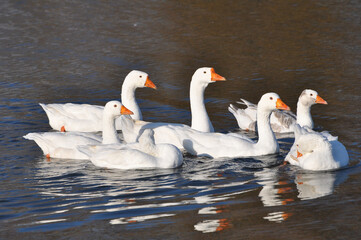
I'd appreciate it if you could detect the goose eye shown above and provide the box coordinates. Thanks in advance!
[203,71,206,74]
[296,144,299,147]
[139,75,142,78]
[270,97,273,100]
[114,104,117,108]
[310,93,313,96]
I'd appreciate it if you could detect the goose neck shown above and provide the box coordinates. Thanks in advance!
[190,80,214,132]
[256,108,278,148]
[296,101,313,128]
[102,114,120,144]
[121,82,141,120]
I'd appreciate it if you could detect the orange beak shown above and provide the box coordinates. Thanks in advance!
[276,98,291,111]
[121,105,134,115]
[210,68,226,81]
[315,95,327,104]
[297,150,303,158]
[144,76,157,89]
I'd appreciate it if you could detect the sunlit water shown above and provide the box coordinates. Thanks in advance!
[1,0,360,239]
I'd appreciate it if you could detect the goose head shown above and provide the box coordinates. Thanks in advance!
[104,100,134,118]
[191,67,226,87]
[257,93,290,112]
[299,89,327,106]
[296,133,330,159]
[124,70,157,89]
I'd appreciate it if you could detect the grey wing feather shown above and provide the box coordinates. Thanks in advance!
[273,110,296,129]
[236,98,257,110]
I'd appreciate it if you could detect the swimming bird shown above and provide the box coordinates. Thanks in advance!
[180,93,290,158]
[285,124,349,171]
[40,70,156,132]
[23,101,133,160]
[228,89,327,133]
[78,129,183,169]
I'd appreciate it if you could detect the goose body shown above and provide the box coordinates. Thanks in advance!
[229,89,327,133]
[285,124,349,171]
[121,93,290,158]
[120,116,188,149]
[78,129,183,169]
[24,132,102,160]
[180,93,290,158]
[24,101,133,159]
[40,70,156,132]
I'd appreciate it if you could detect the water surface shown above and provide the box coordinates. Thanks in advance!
[1,0,360,239]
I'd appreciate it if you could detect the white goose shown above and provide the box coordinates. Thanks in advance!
[78,129,183,169]
[122,93,290,158]
[190,67,226,132]
[285,125,349,171]
[285,124,337,163]
[229,89,327,133]
[40,70,156,132]
[180,93,290,158]
[23,101,133,160]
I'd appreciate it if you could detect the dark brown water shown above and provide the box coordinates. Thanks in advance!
[1,0,360,239]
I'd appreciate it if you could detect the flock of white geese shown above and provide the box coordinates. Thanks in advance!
[24,67,349,171]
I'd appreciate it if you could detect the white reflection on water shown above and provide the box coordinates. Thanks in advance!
[194,218,232,233]
[32,219,67,225]
[194,219,221,233]
[256,166,350,223]
[255,168,294,223]
[256,168,348,205]
[91,202,182,214]
[29,148,352,231]
[110,213,175,225]
[31,154,260,231]
[192,179,254,234]
[263,212,292,223]
[198,206,219,215]
[295,172,336,200]
[195,205,232,233]
[193,195,230,204]
[255,168,294,207]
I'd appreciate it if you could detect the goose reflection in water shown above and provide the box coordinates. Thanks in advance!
[31,156,183,224]
[255,168,295,223]
[256,168,294,207]
[195,205,232,233]
[29,147,351,231]
[255,166,350,223]
[263,211,293,223]
[194,218,232,233]
[295,171,347,200]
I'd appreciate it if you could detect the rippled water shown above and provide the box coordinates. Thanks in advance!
[1,0,361,239]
